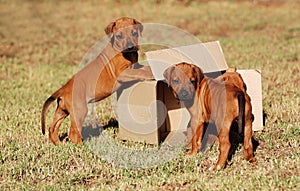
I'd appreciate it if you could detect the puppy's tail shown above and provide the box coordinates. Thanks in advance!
[237,92,245,135]
[41,89,61,135]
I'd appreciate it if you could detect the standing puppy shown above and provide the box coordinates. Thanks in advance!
[163,63,256,170]
[216,67,254,135]
[41,17,153,145]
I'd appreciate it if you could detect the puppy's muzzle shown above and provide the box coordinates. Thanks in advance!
[176,89,193,101]
[123,40,138,52]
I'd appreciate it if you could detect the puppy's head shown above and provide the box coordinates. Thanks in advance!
[105,17,143,53]
[163,62,204,101]
[221,67,247,92]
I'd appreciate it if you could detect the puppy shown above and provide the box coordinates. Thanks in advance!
[164,62,256,170]
[41,17,153,145]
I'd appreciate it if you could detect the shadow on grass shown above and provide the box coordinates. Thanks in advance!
[82,118,118,141]
[228,122,260,162]
[58,118,119,142]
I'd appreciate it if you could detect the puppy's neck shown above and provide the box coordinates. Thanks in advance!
[103,44,120,58]
[181,98,195,109]
[103,44,138,64]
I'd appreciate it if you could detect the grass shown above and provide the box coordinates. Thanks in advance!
[1,0,300,190]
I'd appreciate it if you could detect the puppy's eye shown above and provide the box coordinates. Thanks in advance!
[173,79,179,84]
[116,33,123,39]
[190,80,196,84]
[132,31,138,37]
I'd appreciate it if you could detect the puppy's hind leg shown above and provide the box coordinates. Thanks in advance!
[49,101,69,145]
[243,116,256,164]
[213,121,231,171]
[68,102,88,144]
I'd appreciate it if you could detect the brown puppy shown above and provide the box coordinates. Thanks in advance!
[186,67,250,149]
[41,17,153,145]
[216,67,253,135]
[164,63,256,170]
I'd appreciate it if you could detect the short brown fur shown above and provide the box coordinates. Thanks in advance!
[164,63,256,170]
[41,17,153,145]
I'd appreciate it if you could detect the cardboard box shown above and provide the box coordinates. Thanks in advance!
[116,81,189,144]
[116,41,263,145]
[236,69,263,131]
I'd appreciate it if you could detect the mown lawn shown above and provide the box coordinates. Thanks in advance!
[0,0,299,190]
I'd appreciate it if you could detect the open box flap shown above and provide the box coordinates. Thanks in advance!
[145,41,228,81]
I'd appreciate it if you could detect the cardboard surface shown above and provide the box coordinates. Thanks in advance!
[237,69,263,131]
[117,41,263,145]
[116,80,190,145]
[116,81,164,144]
[146,41,228,81]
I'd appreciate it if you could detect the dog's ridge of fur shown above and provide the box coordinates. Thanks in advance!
[163,62,256,170]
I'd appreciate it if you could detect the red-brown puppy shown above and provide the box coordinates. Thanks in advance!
[164,62,256,170]
[216,67,253,135]
[41,17,153,145]
[186,67,251,149]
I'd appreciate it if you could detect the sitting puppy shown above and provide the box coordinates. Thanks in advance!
[164,62,256,170]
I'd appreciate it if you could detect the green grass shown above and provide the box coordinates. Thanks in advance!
[1,0,300,190]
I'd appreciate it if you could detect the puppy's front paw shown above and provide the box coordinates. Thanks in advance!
[143,66,155,80]
[248,157,257,164]
[208,164,222,172]
[186,149,197,156]
[186,142,192,150]
[146,74,154,80]
[208,165,215,172]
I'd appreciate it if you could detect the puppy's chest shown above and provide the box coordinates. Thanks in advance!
[197,84,223,119]
[113,55,134,73]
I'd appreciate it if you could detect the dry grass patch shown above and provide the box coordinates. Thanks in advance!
[0,0,299,190]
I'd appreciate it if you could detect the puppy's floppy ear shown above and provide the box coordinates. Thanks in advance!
[104,21,116,37]
[133,19,143,36]
[163,66,175,86]
[193,65,204,84]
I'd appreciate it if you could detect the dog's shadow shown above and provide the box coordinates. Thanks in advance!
[199,122,259,161]
[227,122,259,162]
[59,118,119,142]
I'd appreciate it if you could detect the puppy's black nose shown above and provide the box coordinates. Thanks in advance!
[126,40,134,49]
[179,89,188,98]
